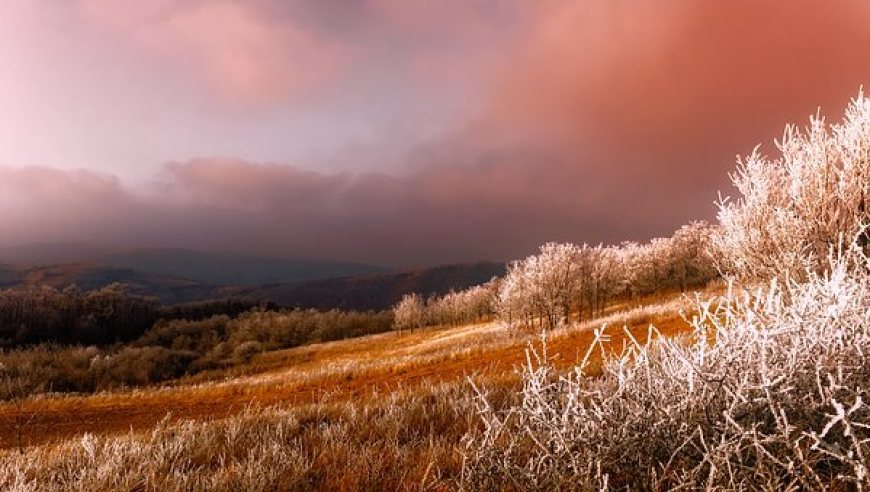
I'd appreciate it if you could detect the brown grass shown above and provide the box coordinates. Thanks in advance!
[0,294,692,452]
[0,292,700,492]
[1,378,526,490]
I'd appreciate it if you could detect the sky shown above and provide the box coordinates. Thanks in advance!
[2,0,870,267]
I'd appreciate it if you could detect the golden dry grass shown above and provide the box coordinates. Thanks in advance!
[0,293,694,453]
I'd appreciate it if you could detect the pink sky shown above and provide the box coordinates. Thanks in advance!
[2,0,870,266]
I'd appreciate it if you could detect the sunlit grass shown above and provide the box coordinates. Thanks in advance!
[0,289,698,489]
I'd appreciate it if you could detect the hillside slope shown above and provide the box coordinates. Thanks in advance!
[0,262,505,309]
[88,248,390,286]
[0,263,216,304]
[0,295,689,450]
[228,261,506,310]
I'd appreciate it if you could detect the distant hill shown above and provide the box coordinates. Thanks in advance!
[0,260,505,310]
[87,248,390,286]
[0,244,390,286]
[0,264,20,287]
[0,264,216,304]
[227,262,507,311]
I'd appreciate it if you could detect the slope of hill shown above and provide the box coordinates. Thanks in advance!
[0,294,692,468]
[0,264,216,304]
[88,248,390,286]
[229,261,507,311]
[0,261,505,309]
[0,265,19,288]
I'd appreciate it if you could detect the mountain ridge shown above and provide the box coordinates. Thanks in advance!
[0,244,391,286]
[0,261,506,310]
[86,247,390,286]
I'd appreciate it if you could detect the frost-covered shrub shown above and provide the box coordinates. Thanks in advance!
[394,293,426,331]
[717,90,870,281]
[463,254,870,489]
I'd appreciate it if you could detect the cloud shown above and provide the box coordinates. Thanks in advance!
[3,2,870,267]
[74,0,516,106]
[451,0,870,235]
[159,158,349,212]
[0,156,692,266]
[78,0,347,104]
[0,165,137,242]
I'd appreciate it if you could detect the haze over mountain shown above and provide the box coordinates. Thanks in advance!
[0,244,388,286]
[229,261,506,311]
[0,243,118,266]
[0,263,214,304]
[88,248,389,286]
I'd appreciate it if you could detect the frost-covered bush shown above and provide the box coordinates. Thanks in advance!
[497,243,583,330]
[398,280,499,330]
[427,283,498,327]
[393,293,426,331]
[717,90,870,281]
[495,230,719,330]
[463,254,870,489]
[90,346,198,388]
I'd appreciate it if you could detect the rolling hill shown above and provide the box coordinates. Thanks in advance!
[227,261,506,310]
[0,263,216,304]
[0,261,506,310]
[87,248,390,286]
[0,244,390,286]
[0,242,116,266]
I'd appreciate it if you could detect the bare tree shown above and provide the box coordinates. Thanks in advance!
[497,243,582,329]
[669,221,717,291]
[393,293,425,331]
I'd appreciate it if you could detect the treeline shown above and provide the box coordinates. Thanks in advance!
[0,284,267,348]
[0,285,394,399]
[393,281,499,330]
[394,221,719,331]
[497,221,718,329]
[1,308,393,399]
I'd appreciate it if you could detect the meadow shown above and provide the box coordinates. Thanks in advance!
[0,291,693,490]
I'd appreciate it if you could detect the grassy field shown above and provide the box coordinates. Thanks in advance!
[0,293,694,489]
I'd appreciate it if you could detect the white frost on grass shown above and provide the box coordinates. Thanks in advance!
[463,254,870,489]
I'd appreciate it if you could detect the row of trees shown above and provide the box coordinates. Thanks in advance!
[496,221,718,329]
[0,284,265,348]
[393,281,499,331]
[394,221,718,331]
[0,285,159,346]
[1,307,395,399]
